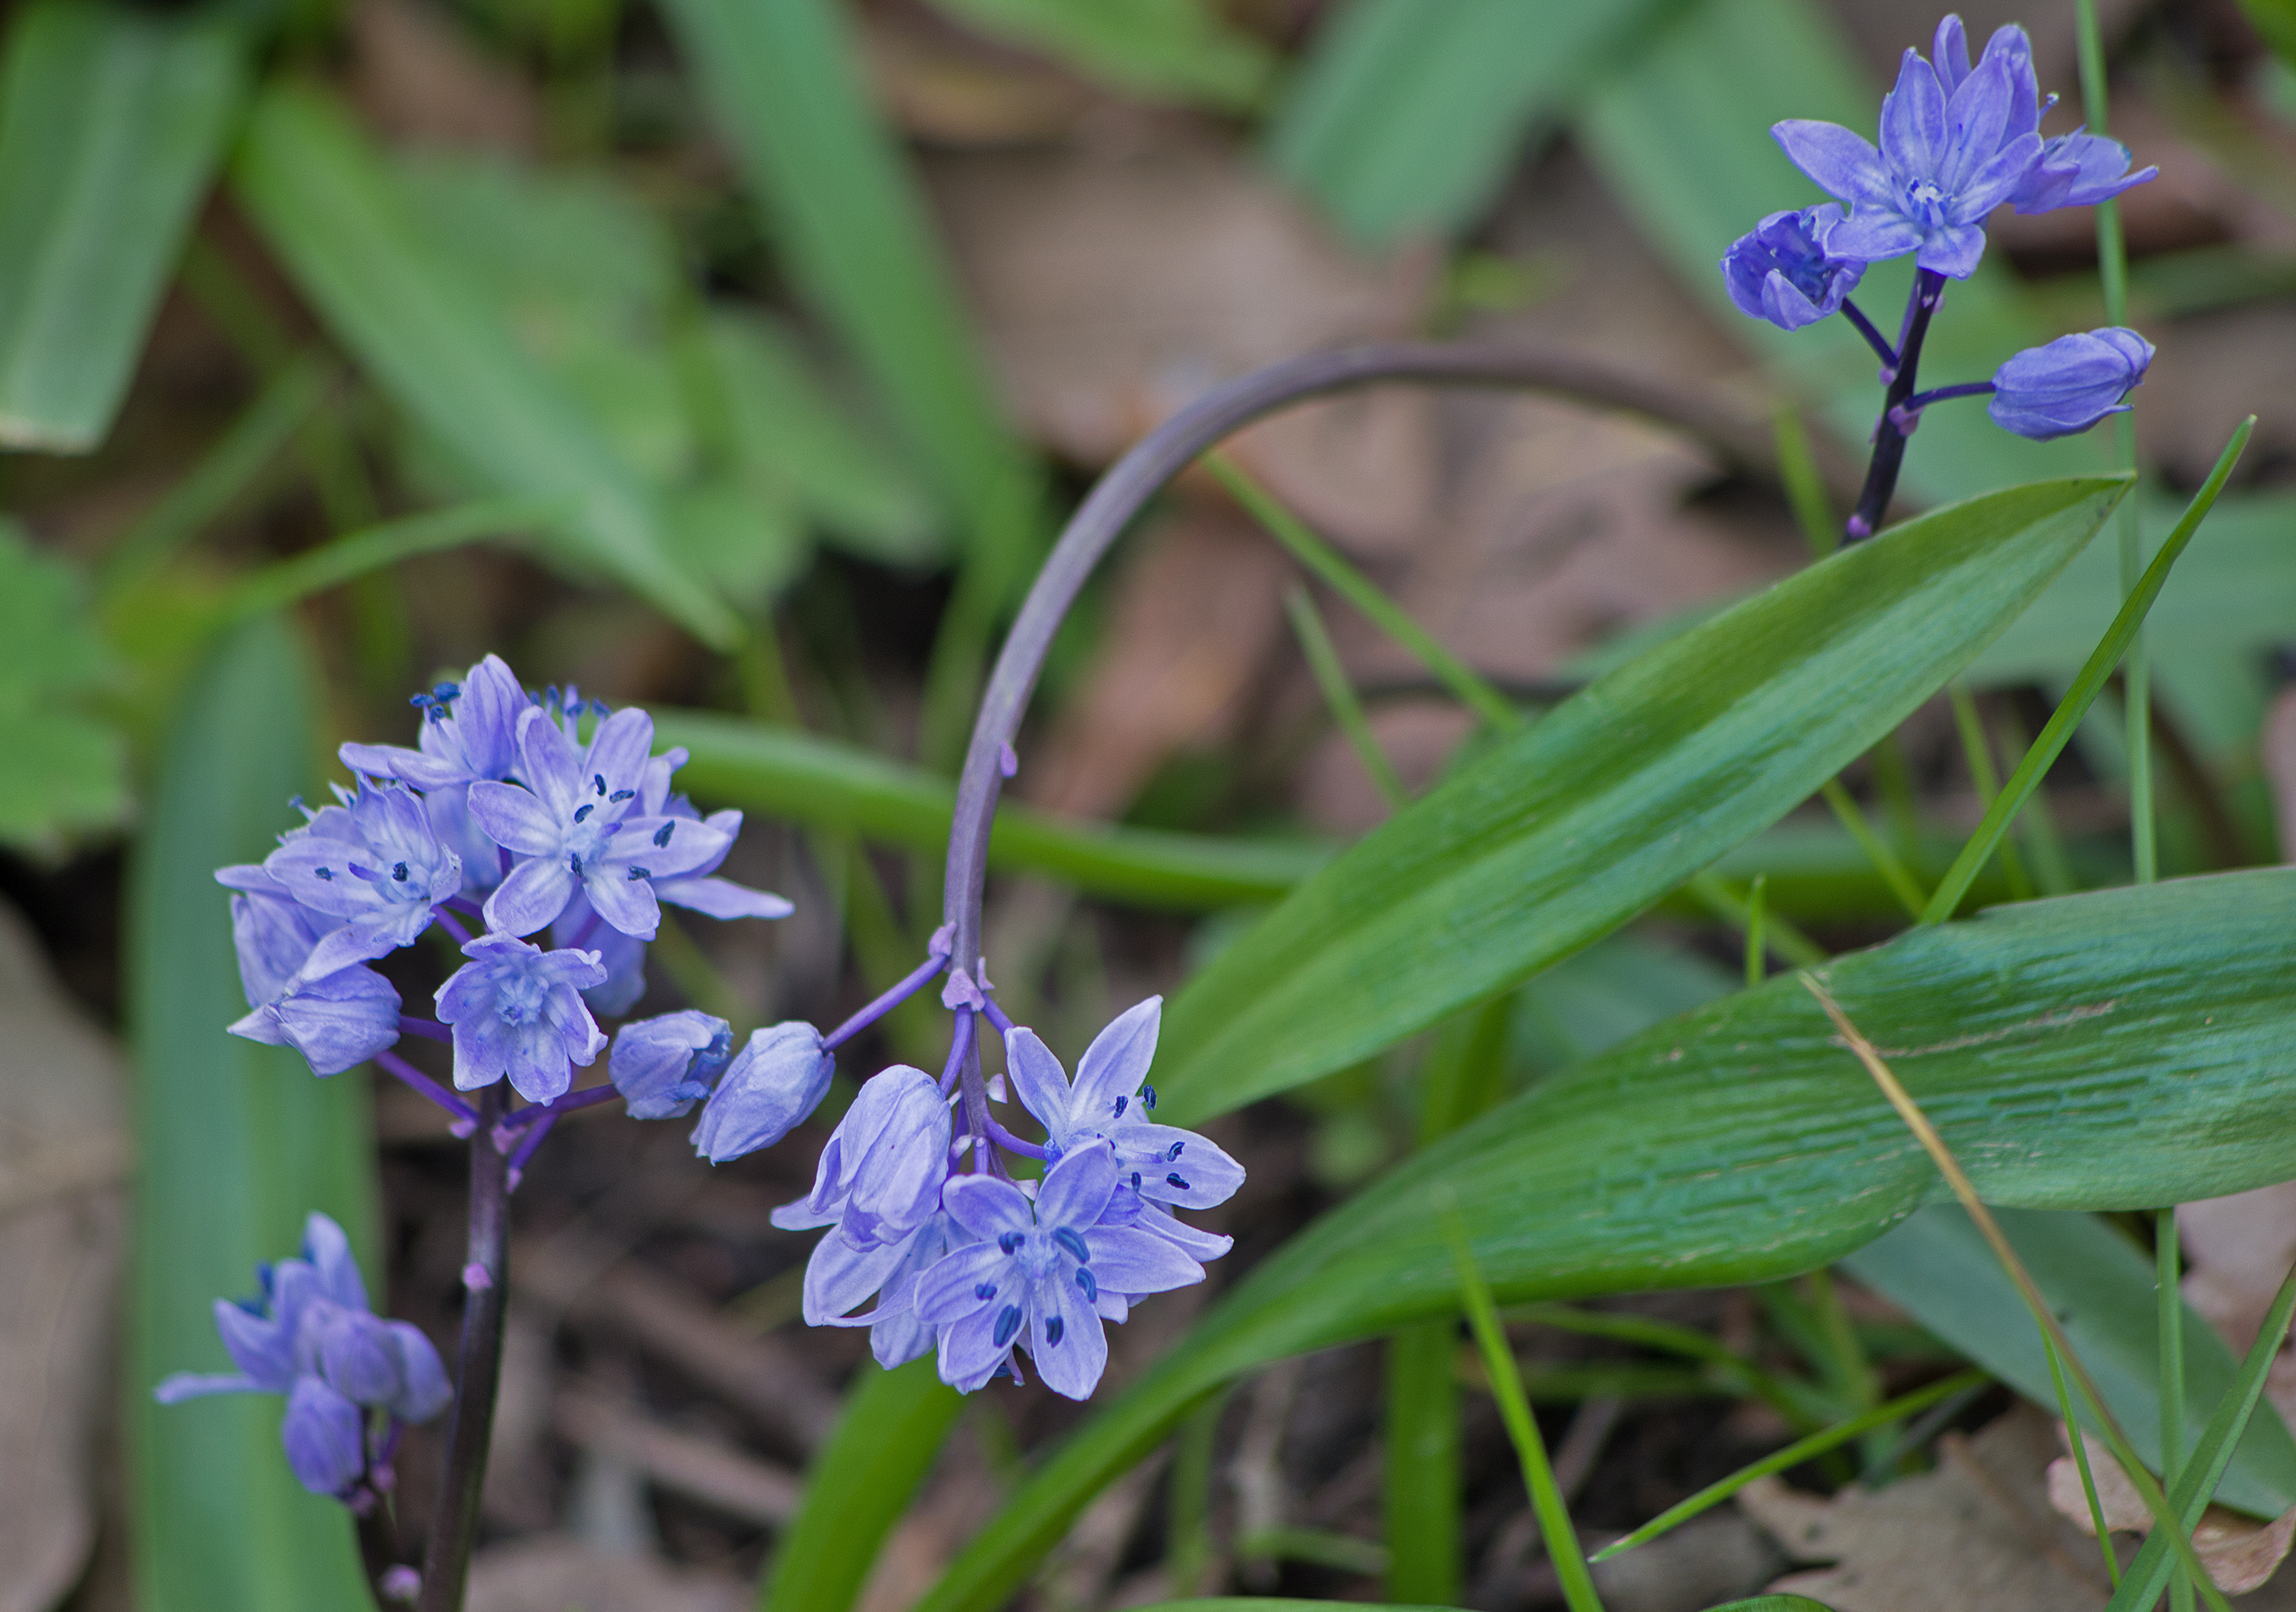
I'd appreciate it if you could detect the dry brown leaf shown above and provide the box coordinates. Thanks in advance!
[347,0,539,153]
[2047,1425,2296,1594]
[1024,508,1290,817]
[0,903,127,1612]
[465,1537,745,1612]
[1739,1407,2114,1611]
[932,132,1440,554]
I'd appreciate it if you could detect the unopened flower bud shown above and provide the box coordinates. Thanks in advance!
[1987,327,2152,440]
[610,1010,733,1120]
[691,1022,834,1163]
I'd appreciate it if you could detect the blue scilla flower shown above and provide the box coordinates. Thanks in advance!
[155,1214,449,1502]
[434,932,608,1103]
[800,1210,961,1370]
[1774,19,2046,279]
[470,706,730,941]
[1987,326,2154,439]
[261,779,463,977]
[230,961,401,1077]
[1720,205,1865,331]
[772,1064,951,1247]
[339,652,527,792]
[1004,998,1245,1214]
[690,1020,835,1158]
[913,1141,1205,1400]
[609,1009,736,1120]
[2013,127,2157,214]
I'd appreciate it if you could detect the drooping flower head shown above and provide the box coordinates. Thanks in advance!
[771,1064,950,1246]
[1721,205,1866,330]
[913,1142,1206,1399]
[154,1213,450,1502]
[1987,326,2154,439]
[608,1009,735,1120]
[433,932,608,1103]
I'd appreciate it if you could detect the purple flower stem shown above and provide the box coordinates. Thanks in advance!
[983,1112,1048,1162]
[375,1048,480,1130]
[939,342,1804,1128]
[822,951,950,1053]
[418,1083,511,1612]
[445,894,485,919]
[1905,380,1996,409]
[353,1469,416,1601]
[979,997,1016,1036]
[1846,269,1947,543]
[496,1083,622,1132]
[434,907,473,946]
[1841,298,1899,373]
[505,1113,556,1190]
[398,1015,452,1043]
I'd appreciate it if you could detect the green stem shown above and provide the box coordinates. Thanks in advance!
[1287,585,1407,809]
[1820,777,1929,919]
[1947,685,2034,901]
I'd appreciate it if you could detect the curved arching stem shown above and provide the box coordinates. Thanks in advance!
[938,339,1847,981]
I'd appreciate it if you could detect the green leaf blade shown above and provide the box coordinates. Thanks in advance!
[0,2,245,450]
[1154,475,2131,1126]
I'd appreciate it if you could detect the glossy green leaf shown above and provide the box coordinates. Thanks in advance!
[229,85,737,646]
[1844,1205,2296,1516]
[127,617,379,1612]
[653,708,1327,908]
[1151,476,2130,1127]
[920,867,2296,1610]
[0,2,244,450]
[0,521,125,845]
[762,1358,963,1612]
[927,0,1274,110]
[1267,0,1674,246]
[660,0,1026,551]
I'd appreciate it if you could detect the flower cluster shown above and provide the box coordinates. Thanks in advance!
[217,653,792,1162]
[1721,15,2157,535]
[155,1214,447,1506]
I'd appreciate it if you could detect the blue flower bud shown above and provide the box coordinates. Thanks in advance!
[1721,206,1864,330]
[691,1022,835,1163]
[299,1300,404,1406]
[1987,326,2153,440]
[383,1321,452,1423]
[610,1009,735,1120]
[229,963,401,1077]
[280,1375,367,1498]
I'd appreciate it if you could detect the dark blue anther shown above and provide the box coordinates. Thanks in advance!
[975,1282,997,1300]
[1045,1316,1064,1346]
[1168,1141,1183,1160]
[316,867,335,881]
[1113,1095,1127,1118]
[1075,1266,1098,1302]
[1131,1171,1141,1190]
[1141,1085,1156,1110]
[573,804,594,823]
[1053,1227,1090,1264]
[626,865,651,881]
[287,795,306,813]
[569,854,585,876]
[993,1305,1023,1347]
[592,773,607,796]
[608,789,635,803]
[392,862,409,881]
[998,1232,1021,1255]
[653,822,674,848]
[1167,1173,1189,1190]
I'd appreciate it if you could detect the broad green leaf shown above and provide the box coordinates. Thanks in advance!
[127,617,379,1612]
[1151,476,2130,1126]
[0,521,125,845]
[761,1358,963,1612]
[927,0,1274,110]
[230,84,738,646]
[1266,0,1675,246]
[1844,1205,2296,1517]
[661,0,1029,552]
[2239,0,2296,71]
[0,2,244,450]
[653,708,1327,908]
[917,867,2296,1612]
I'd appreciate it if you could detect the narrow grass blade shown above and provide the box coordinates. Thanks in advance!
[1773,408,1837,560]
[1383,1322,1461,1602]
[213,498,567,626]
[0,3,244,450]
[1920,418,2253,923]
[760,1358,963,1612]
[2107,1261,2296,1612]
[127,617,378,1612]
[1592,1368,1983,1561]
[1818,778,1927,919]
[98,355,332,597]
[1210,452,1520,731]
[1510,1302,1831,1429]
[2046,1321,2125,1585]
[1447,1212,1606,1612]
[1744,875,1766,986]
[1685,872,1825,969]
[1802,977,2234,1612]
[1287,584,1407,808]
[654,708,1328,908]
[924,0,1275,109]
[1946,685,2034,901]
